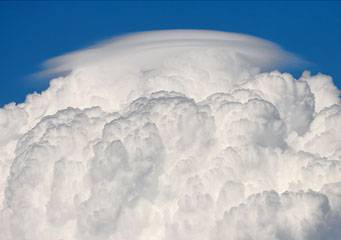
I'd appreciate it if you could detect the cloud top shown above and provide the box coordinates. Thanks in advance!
[41,30,302,76]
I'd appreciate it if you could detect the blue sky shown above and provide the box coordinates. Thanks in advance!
[1,1,340,106]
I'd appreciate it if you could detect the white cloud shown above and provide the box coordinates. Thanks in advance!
[0,30,340,240]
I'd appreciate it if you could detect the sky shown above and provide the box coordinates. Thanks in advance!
[0,1,340,107]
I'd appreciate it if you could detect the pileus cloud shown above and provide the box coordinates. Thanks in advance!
[0,30,340,240]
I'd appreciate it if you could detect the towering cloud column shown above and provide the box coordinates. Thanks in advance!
[0,30,340,240]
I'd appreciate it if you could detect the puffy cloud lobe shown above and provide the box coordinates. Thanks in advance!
[214,191,337,240]
[241,71,315,135]
[0,30,340,240]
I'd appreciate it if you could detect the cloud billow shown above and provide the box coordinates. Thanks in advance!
[0,30,340,240]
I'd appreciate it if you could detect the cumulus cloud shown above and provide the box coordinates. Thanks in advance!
[0,30,340,240]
